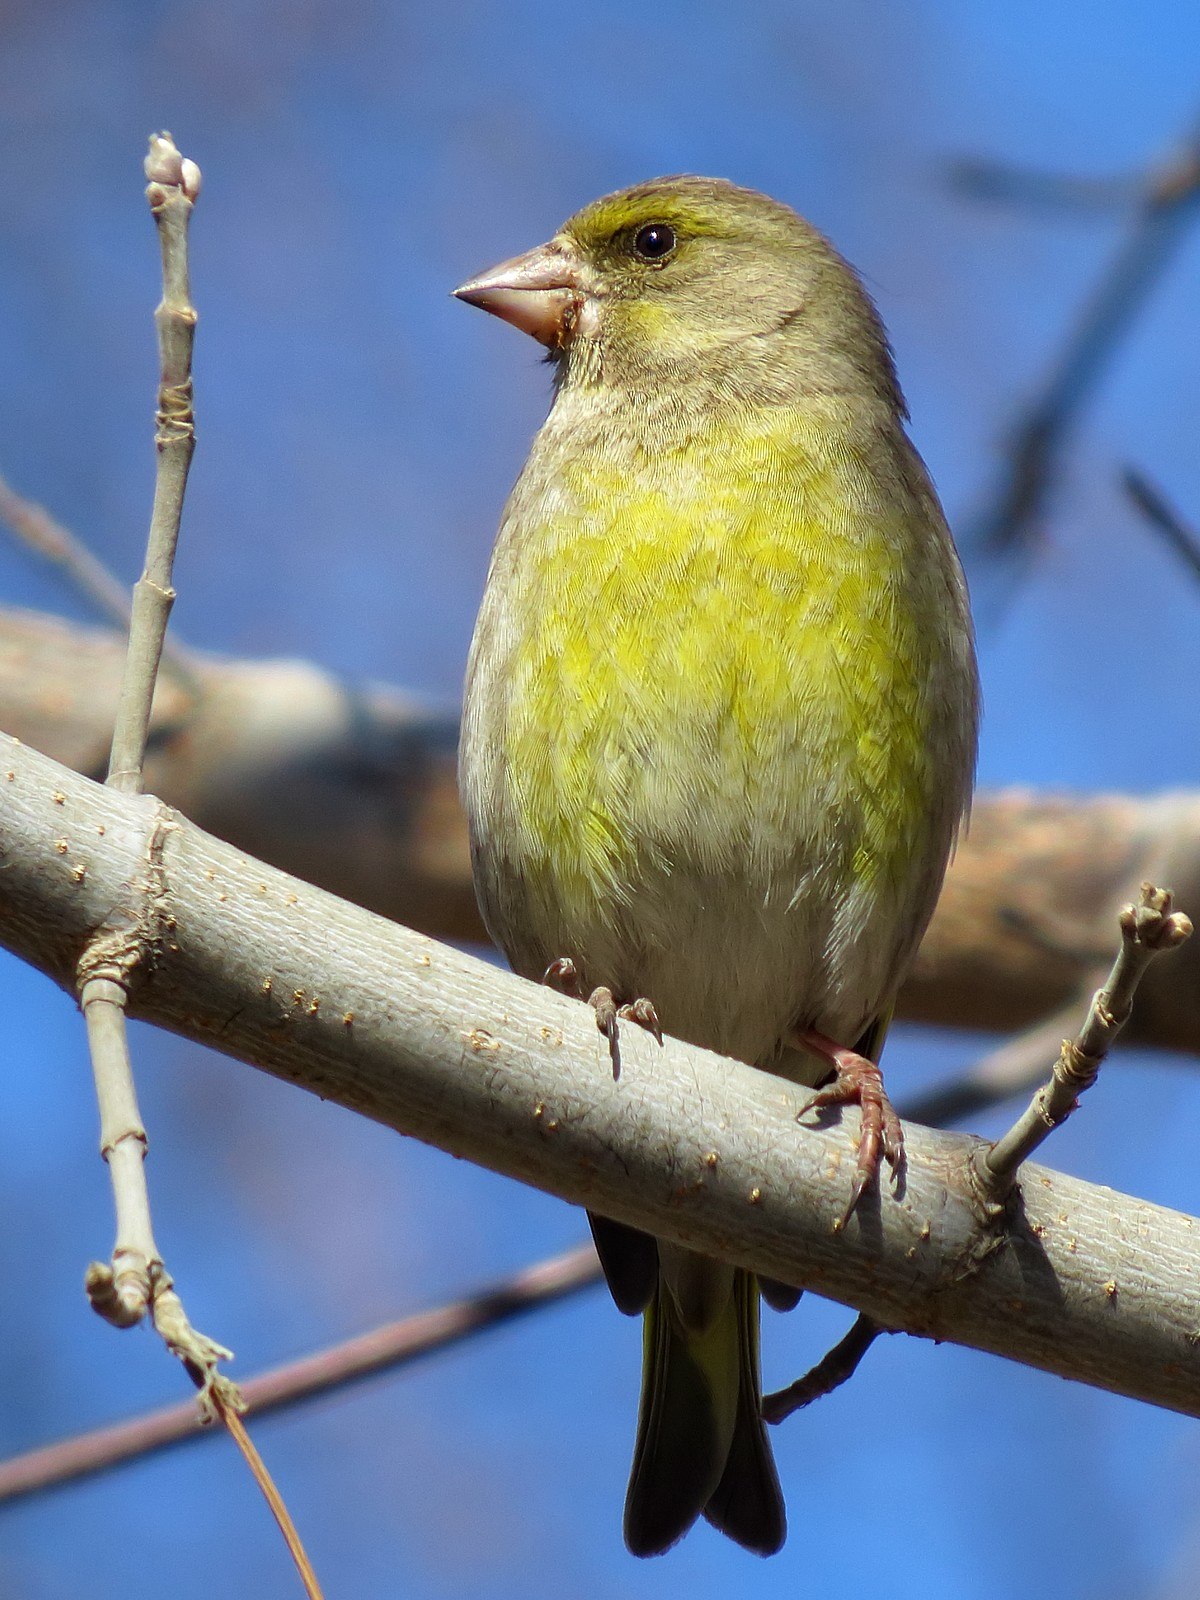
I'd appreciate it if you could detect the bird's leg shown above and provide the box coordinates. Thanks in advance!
[542,961,662,1079]
[792,1029,904,1229]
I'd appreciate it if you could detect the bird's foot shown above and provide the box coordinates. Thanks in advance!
[542,961,662,1078]
[588,987,663,1079]
[793,1029,904,1229]
[542,956,583,996]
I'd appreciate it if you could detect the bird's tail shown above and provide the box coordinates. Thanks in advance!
[623,1268,786,1558]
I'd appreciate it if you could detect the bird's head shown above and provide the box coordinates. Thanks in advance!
[454,175,903,412]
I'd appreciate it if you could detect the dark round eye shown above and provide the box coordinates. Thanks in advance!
[632,223,677,261]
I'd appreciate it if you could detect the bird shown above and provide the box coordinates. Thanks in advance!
[454,176,978,1559]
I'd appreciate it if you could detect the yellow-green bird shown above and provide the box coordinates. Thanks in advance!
[455,177,978,1558]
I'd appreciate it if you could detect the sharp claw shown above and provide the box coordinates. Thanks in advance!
[835,1173,869,1232]
[584,987,620,1079]
[618,998,663,1045]
[543,957,581,996]
[588,986,618,1039]
[797,1086,832,1119]
[883,1123,904,1171]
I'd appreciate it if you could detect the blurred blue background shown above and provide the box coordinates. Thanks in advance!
[3,2,1200,1596]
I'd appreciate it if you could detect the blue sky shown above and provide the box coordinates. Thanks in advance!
[2,3,1200,1597]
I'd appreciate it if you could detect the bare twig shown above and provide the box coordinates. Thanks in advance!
[104,136,200,794]
[0,1245,600,1503]
[218,1399,324,1600]
[762,1314,885,1424]
[982,885,1192,1188]
[0,472,197,689]
[68,133,325,1598]
[80,132,218,1371]
[969,121,1200,559]
[0,473,136,633]
[1123,467,1200,585]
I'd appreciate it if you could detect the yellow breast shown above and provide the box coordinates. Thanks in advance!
[461,395,975,1049]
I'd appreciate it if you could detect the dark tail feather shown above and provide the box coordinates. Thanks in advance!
[759,1275,803,1312]
[701,1273,786,1555]
[588,1211,658,1316]
[623,1283,735,1557]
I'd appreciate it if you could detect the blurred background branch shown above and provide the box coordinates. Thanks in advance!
[1123,467,1200,583]
[964,117,1200,560]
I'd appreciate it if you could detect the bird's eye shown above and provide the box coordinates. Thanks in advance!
[632,223,677,262]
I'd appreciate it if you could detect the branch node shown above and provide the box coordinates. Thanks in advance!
[74,804,176,997]
[85,1258,150,1329]
[981,884,1190,1191]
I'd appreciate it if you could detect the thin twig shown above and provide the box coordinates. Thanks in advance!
[0,1245,601,1503]
[104,136,200,794]
[0,471,197,686]
[218,1400,324,1600]
[0,473,135,631]
[982,885,1192,1188]
[900,1002,1091,1128]
[969,120,1200,559]
[70,132,324,1598]
[762,1314,885,1425]
[80,131,213,1363]
[1123,467,1200,585]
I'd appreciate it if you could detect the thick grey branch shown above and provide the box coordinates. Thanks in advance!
[2,732,1199,1417]
[4,605,1200,1057]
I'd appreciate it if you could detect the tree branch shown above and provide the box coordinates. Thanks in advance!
[2,732,1199,1417]
[1124,467,1200,585]
[3,603,1200,1055]
[0,997,1127,1499]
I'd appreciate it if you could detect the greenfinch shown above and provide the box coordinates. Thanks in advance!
[455,177,978,1558]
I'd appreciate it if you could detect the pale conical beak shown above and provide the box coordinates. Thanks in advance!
[454,242,586,348]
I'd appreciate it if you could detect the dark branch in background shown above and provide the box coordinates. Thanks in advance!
[962,117,1200,560]
[1124,468,1200,584]
[948,158,1140,215]
[0,1248,600,1504]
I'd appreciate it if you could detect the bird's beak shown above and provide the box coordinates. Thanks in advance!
[453,241,587,348]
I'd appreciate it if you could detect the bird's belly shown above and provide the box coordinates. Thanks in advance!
[463,529,951,1066]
